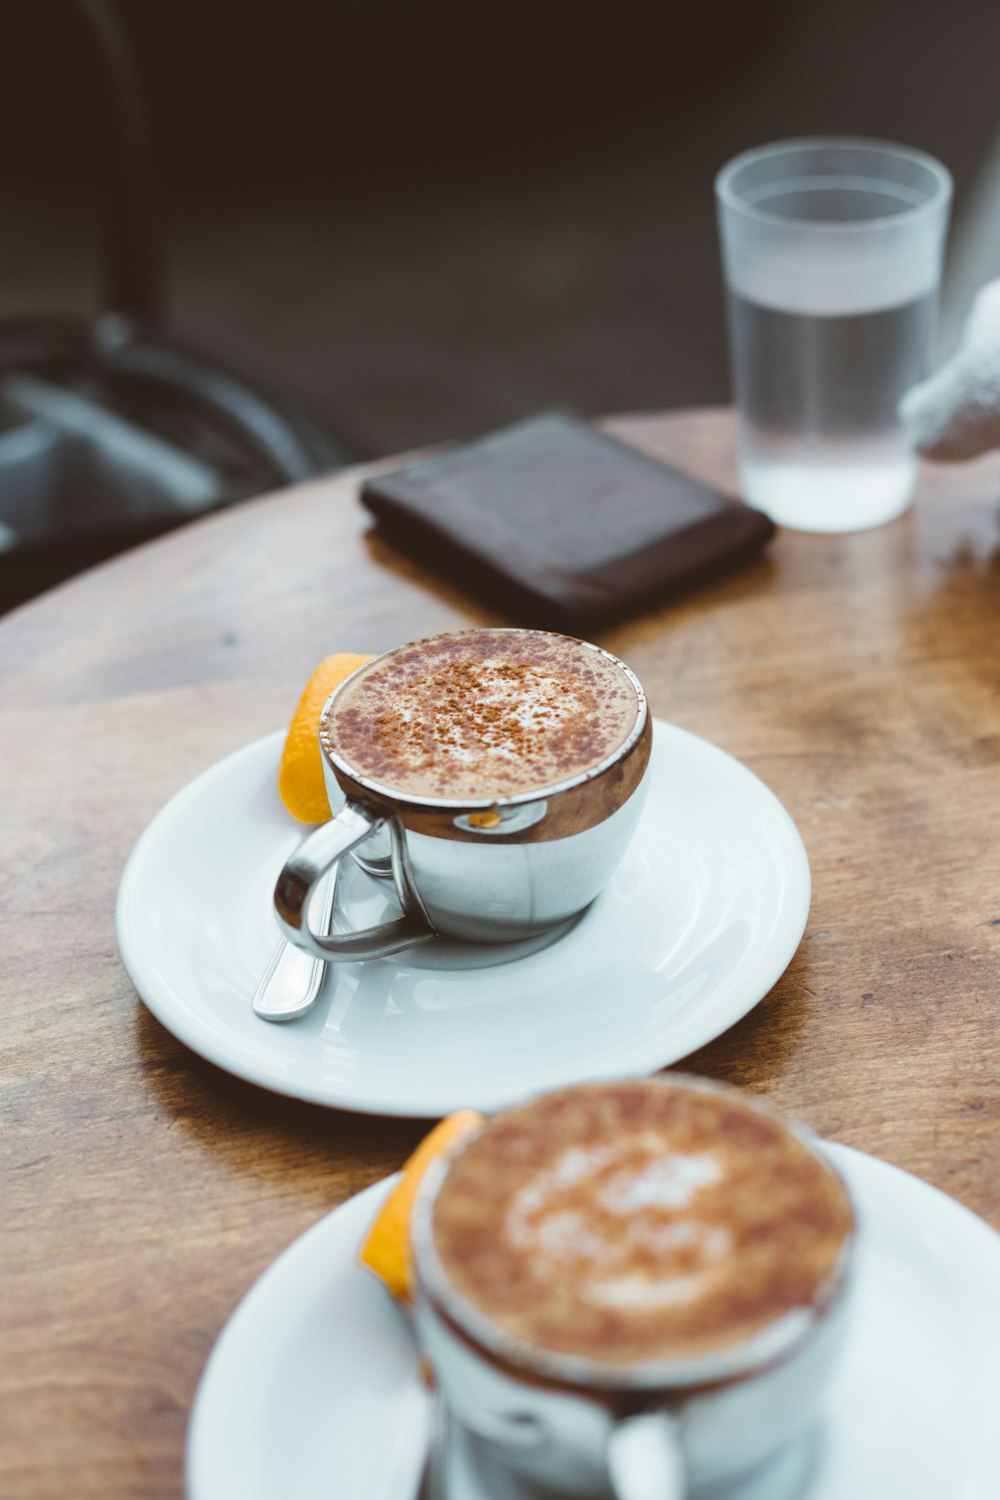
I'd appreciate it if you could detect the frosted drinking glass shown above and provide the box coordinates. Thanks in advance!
[716,138,952,533]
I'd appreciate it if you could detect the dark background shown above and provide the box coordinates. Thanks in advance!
[2,0,999,459]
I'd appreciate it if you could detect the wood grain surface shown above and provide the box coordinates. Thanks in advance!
[2,408,999,1498]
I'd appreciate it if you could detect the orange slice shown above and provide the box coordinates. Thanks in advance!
[359,1110,483,1301]
[278,652,372,822]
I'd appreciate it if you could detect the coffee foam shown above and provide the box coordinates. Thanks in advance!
[325,630,640,801]
[427,1081,854,1368]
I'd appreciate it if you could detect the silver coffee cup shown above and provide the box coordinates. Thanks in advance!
[410,1076,857,1500]
[273,629,652,961]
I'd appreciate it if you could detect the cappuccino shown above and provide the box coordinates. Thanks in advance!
[422,1078,854,1370]
[323,629,641,802]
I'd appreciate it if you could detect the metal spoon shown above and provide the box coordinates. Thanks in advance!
[253,863,340,1021]
[416,1387,449,1500]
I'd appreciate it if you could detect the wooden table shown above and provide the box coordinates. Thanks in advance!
[2,409,999,1498]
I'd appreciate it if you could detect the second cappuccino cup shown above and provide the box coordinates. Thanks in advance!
[410,1076,857,1500]
[274,628,651,961]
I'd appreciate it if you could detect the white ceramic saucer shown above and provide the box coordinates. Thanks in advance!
[116,721,810,1116]
[186,1145,1000,1500]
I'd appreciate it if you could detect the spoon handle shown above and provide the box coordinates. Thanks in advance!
[253,863,339,1021]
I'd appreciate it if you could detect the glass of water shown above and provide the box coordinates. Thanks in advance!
[715,138,952,533]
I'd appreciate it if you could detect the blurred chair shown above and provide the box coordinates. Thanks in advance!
[0,0,355,615]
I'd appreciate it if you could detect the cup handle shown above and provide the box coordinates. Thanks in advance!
[273,801,436,961]
[607,1411,686,1500]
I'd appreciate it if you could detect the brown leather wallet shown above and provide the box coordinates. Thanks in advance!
[360,412,774,631]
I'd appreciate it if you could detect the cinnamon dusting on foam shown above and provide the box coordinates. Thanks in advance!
[428,1081,854,1366]
[326,630,639,800]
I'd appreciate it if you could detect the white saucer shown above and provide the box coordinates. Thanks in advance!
[116,722,811,1116]
[186,1145,1000,1500]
